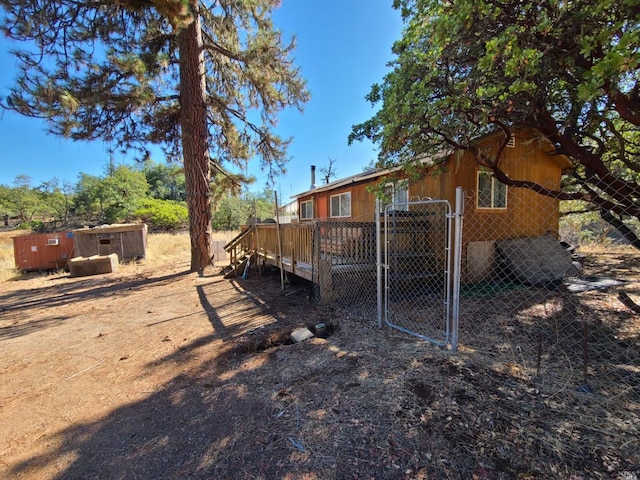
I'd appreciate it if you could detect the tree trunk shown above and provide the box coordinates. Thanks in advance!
[178,4,213,273]
[600,210,640,250]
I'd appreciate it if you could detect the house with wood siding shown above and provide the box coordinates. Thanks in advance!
[225,127,573,288]
[291,127,572,282]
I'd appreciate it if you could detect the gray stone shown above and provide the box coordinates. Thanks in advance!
[496,235,579,285]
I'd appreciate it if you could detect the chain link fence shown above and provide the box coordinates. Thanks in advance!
[459,188,639,467]
[310,217,378,314]
[381,199,454,346]
[306,194,638,395]
[307,186,638,470]
[459,189,639,390]
[311,195,462,348]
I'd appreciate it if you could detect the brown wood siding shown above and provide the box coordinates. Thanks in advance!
[316,192,328,219]
[299,182,378,221]
[409,167,454,205]
[349,183,376,220]
[296,128,569,243]
[456,131,565,243]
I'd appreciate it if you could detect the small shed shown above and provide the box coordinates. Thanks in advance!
[13,231,75,271]
[73,223,147,261]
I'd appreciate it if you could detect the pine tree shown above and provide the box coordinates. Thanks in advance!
[1,0,309,272]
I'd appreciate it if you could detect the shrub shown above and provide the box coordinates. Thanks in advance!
[134,199,188,231]
[16,220,46,232]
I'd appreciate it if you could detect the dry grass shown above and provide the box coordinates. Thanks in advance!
[0,229,239,281]
[118,230,238,275]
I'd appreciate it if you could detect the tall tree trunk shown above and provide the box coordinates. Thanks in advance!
[178,4,213,273]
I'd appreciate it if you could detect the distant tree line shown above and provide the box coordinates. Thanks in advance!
[0,161,276,232]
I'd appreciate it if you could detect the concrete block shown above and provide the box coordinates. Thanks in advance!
[291,327,314,343]
[466,240,495,282]
[69,253,119,277]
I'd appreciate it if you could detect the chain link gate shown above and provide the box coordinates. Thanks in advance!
[376,188,463,348]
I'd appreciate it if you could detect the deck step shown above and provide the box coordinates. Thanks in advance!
[224,253,251,279]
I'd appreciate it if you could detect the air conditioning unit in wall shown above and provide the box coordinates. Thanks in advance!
[47,238,60,246]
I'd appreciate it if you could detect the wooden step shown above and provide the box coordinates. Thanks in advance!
[224,253,251,279]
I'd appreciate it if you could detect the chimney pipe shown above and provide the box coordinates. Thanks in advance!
[310,165,316,190]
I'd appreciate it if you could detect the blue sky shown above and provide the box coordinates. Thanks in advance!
[0,1,403,200]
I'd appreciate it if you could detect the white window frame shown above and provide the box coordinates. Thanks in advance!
[477,171,507,210]
[330,192,351,218]
[300,200,313,220]
[381,180,409,212]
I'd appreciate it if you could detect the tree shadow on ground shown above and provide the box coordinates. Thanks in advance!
[3,270,342,479]
[4,265,639,479]
[0,271,192,340]
[5,293,373,479]
[8,356,291,479]
[0,271,192,313]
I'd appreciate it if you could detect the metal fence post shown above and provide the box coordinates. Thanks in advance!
[450,186,464,351]
[376,197,382,328]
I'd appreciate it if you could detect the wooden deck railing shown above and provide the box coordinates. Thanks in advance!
[225,223,315,280]
[224,221,379,291]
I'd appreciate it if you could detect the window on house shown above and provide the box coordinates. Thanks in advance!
[381,180,409,212]
[477,171,507,209]
[330,192,351,218]
[300,200,313,220]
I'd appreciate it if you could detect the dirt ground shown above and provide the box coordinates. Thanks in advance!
[0,251,638,479]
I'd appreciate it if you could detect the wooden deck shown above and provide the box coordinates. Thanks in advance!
[225,223,316,281]
[224,222,378,299]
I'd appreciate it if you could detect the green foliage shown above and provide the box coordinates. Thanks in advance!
[254,189,277,221]
[211,194,246,231]
[74,174,102,220]
[353,0,640,248]
[560,200,612,246]
[560,200,640,246]
[74,166,149,223]
[211,189,276,231]
[141,160,186,201]
[0,186,10,215]
[16,220,45,232]
[134,198,188,231]
[0,185,16,219]
[34,178,74,226]
[0,167,275,232]
[0,176,73,228]
[9,175,40,222]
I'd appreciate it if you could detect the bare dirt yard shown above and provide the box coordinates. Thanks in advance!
[0,240,638,479]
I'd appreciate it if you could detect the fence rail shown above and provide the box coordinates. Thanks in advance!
[225,223,315,280]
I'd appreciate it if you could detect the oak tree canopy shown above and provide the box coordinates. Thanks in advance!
[351,0,640,247]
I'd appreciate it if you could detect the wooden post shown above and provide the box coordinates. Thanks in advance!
[318,257,334,301]
[275,192,285,290]
[254,199,262,275]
